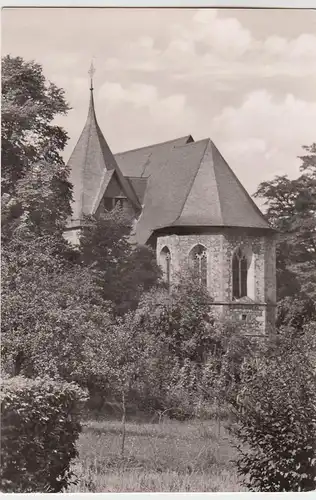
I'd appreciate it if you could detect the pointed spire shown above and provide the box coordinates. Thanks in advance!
[67,62,141,223]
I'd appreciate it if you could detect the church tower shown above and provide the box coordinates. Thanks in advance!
[65,63,141,244]
[66,69,276,335]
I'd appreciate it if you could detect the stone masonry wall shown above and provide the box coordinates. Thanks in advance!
[156,229,276,335]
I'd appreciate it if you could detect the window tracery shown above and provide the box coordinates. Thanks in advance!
[189,244,208,287]
[232,247,248,299]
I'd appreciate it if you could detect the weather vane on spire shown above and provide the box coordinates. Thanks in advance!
[88,59,96,90]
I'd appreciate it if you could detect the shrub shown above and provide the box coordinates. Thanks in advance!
[230,328,316,491]
[1,376,87,492]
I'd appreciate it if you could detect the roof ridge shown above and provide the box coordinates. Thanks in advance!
[114,135,194,156]
[141,151,153,177]
[174,137,209,150]
[171,139,210,226]
[209,142,224,225]
[81,107,95,214]
[126,175,148,180]
[210,141,269,226]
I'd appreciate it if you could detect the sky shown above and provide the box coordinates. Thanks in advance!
[2,7,316,201]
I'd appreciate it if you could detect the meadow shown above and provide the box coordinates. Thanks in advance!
[69,417,246,492]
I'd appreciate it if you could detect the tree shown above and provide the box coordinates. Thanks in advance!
[1,222,113,385]
[1,55,70,195]
[94,313,156,455]
[231,326,316,491]
[1,163,113,385]
[123,273,220,419]
[254,144,316,327]
[135,273,215,364]
[2,160,73,246]
[79,210,161,315]
[1,59,112,386]
[276,294,316,332]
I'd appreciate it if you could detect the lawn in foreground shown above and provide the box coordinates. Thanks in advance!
[69,418,245,492]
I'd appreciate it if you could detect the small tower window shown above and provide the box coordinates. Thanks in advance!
[103,197,128,211]
[232,248,248,299]
[160,246,171,286]
[189,244,208,287]
[114,197,128,209]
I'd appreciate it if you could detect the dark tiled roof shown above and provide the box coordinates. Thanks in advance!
[126,177,148,205]
[68,93,270,245]
[114,135,194,177]
[114,138,270,244]
[172,140,270,229]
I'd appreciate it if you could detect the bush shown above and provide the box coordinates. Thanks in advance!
[1,376,87,492]
[230,328,316,491]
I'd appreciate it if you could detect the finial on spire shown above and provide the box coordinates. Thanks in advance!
[88,60,96,91]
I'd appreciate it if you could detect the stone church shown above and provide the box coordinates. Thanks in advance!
[66,80,276,335]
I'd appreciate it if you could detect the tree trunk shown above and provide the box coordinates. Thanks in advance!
[121,391,126,457]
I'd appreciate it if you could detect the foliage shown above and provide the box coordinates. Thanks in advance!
[1,229,113,385]
[1,55,70,195]
[2,159,73,244]
[118,275,252,420]
[1,376,87,493]
[231,326,316,491]
[1,148,112,387]
[276,293,316,331]
[254,143,316,304]
[79,210,161,315]
[135,273,215,364]
[92,312,158,454]
[1,61,114,387]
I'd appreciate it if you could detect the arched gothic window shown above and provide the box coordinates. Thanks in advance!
[189,244,208,287]
[160,246,171,286]
[232,248,248,299]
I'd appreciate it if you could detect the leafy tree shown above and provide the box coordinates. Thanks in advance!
[1,60,112,386]
[122,274,220,418]
[79,210,161,315]
[1,223,113,385]
[276,294,316,331]
[1,55,70,195]
[254,144,316,327]
[94,313,156,455]
[231,325,316,491]
[135,273,215,364]
[1,165,112,386]
[2,160,72,245]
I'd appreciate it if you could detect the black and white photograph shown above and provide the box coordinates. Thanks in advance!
[1,5,316,493]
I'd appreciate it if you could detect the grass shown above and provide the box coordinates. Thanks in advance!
[68,417,246,492]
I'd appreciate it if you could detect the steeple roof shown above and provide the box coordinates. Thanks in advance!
[68,86,140,221]
[112,137,272,244]
[67,72,271,244]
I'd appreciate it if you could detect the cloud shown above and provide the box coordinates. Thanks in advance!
[192,9,253,57]
[99,9,316,81]
[3,6,315,200]
[99,82,158,108]
[211,90,316,195]
[98,80,195,128]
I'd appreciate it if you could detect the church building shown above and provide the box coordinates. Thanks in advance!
[66,76,277,335]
